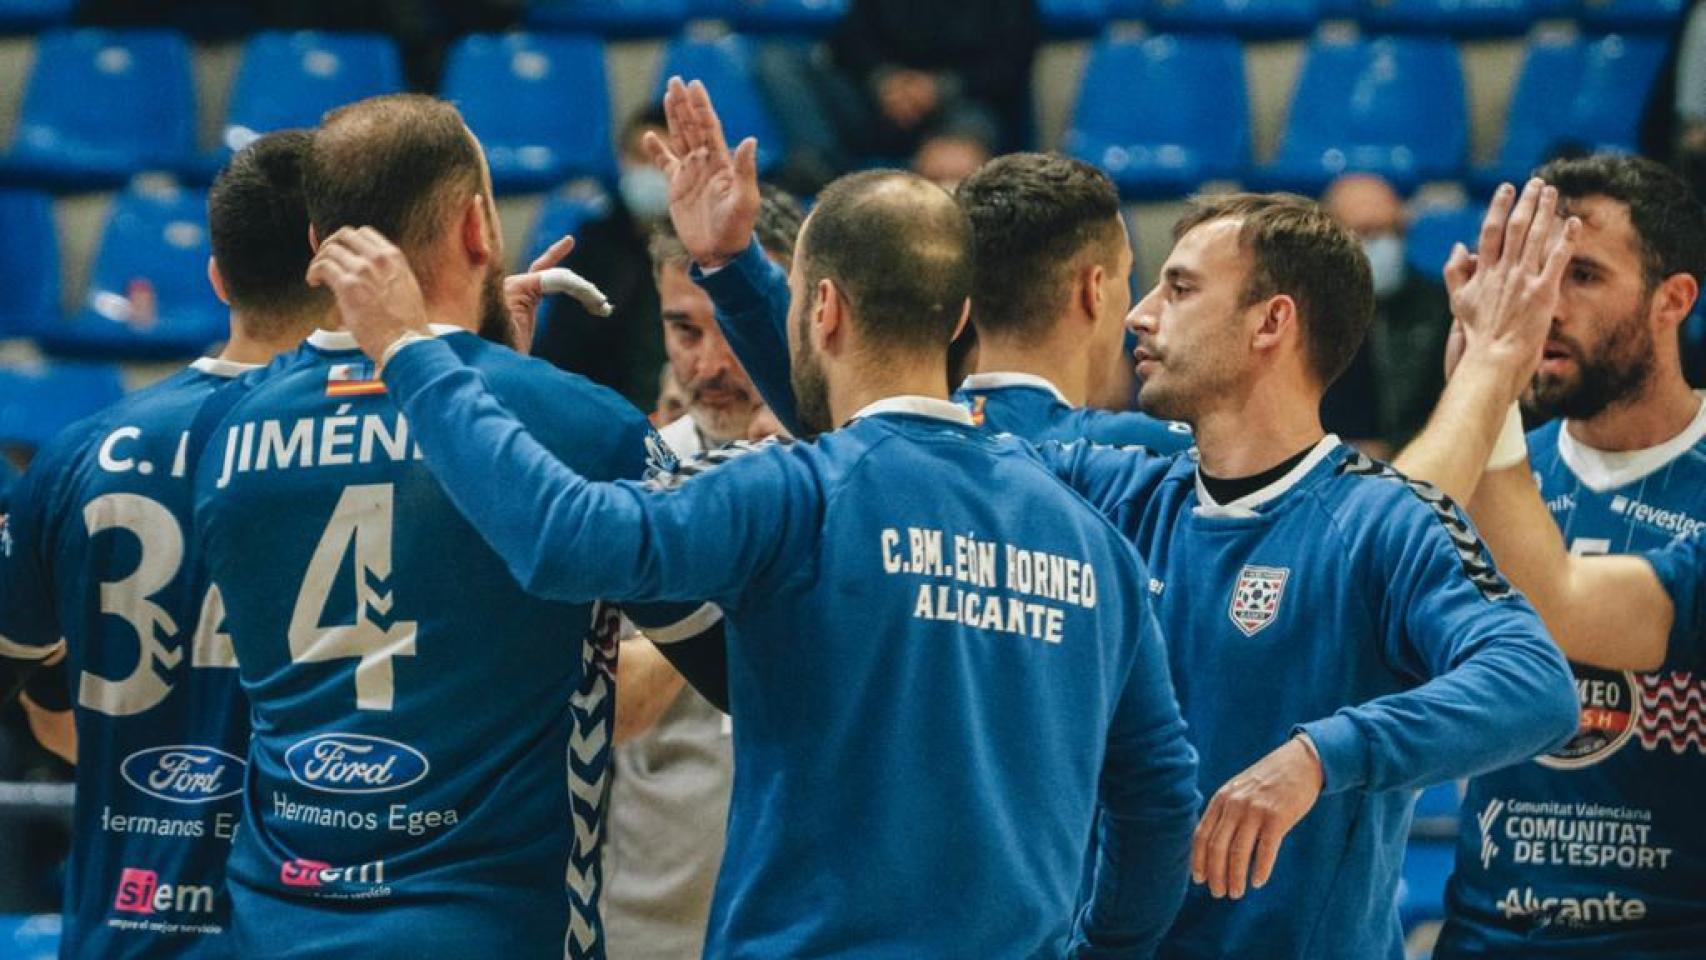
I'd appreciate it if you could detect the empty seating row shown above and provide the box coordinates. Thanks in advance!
[1066,28,1666,196]
[0,28,779,193]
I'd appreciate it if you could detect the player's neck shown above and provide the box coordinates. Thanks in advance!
[1191,392,1326,479]
[1566,371,1701,453]
[831,361,953,427]
[219,311,322,365]
[972,333,1087,406]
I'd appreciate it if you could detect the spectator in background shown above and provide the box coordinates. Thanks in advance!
[533,106,671,409]
[755,0,1039,194]
[1319,173,1452,457]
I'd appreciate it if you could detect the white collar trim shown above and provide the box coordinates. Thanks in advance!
[307,324,463,352]
[1192,434,1341,518]
[850,395,976,426]
[957,372,1069,404]
[190,356,257,378]
[1557,391,1706,492]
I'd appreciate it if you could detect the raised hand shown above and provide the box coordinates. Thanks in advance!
[305,226,430,364]
[1440,178,1579,392]
[503,234,575,357]
[642,76,761,269]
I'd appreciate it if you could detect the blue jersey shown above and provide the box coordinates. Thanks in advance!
[378,337,1203,958]
[0,357,256,960]
[1438,407,1706,959]
[191,328,668,960]
[1647,531,1705,661]
[1045,438,1579,960]
[956,372,1194,453]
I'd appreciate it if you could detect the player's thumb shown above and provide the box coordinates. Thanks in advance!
[734,138,759,181]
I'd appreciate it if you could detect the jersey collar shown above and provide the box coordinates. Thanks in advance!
[850,395,976,426]
[957,372,1069,404]
[190,356,258,379]
[1557,391,1706,492]
[306,323,465,352]
[1192,434,1341,518]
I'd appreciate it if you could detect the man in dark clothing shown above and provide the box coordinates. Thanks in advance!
[755,0,1039,193]
[1319,173,1452,456]
[532,107,670,407]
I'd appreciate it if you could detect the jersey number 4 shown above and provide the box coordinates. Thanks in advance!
[290,483,417,711]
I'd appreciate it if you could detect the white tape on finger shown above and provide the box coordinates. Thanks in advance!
[539,267,614,317]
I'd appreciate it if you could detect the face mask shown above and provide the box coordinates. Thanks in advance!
[619,167,669,222]
[1362,232,1406,299]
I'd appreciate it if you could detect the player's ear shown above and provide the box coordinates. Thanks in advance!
[1651,272,1699,333]
[816,277,844,350]
[207,257,230,306]
[460,194,495,267]
[307,223,320,252]
[950,299,970,342]
[1079,262,1105,327]
[1250,293,1296,353]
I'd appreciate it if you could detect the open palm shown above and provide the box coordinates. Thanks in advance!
[644,76,760,269]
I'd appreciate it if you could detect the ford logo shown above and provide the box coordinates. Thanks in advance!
[120,745,245,804]
[284,734,429,795]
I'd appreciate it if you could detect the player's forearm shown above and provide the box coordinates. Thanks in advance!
[22,695,74,765]
[1297,631,1578,795]
[694,238,804,435]
[614,635,687,744]
[1394,353,1519,505]
[1468,465,1671,670]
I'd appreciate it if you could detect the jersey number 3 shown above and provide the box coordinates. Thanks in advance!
[290,483,417,711]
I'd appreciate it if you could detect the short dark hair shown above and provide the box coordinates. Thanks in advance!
[954,153,1124,339]
[1535,153,1706,291]
[649,183,806,274]
[1174,192,1372,388]
[305,94,484,264]
[621,103,669,150]
[208,129,325,321]
[799,171,971,352]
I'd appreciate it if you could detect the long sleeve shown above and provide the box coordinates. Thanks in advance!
[1646,532,1705,669]
[1296,490,1580,795]
[692,237,802,435]
[0,437,71,705]
[1072,603,1199,959]
[382,338,818,610]
[1037,441,1172,520]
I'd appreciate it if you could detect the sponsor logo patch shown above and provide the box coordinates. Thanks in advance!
[120,746,245,804]
[284,734,428,795]
[1228,565,1289,636]
[1538,667,1638,770]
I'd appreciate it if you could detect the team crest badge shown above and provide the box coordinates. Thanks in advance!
[1229,565,1289,636]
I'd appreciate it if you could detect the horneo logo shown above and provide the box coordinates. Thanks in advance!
[284,734,428,795]
[120,746,245,804]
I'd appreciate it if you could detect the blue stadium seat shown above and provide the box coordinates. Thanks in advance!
[527,0,696,37]
[655,31,785,174]
[0,0,72,31]
[4,29,195,187]
[0,913,60,960]
[1478,32,1669,190]
[1358,0,1533,36]
[1406,203,1482,279]
[218,32,404,162]
[1065,33,1248,197]
[524,179,614,267]
[38,186,225,359]
[1266,35,1468,193]
[1577,0,1685,32]
[1398,839,1456,932]
[442,33,615,193]
[1134,0,1320,38]
[0,190,59,338]
[1040,0,1113,36]
[0,362,125,450]
[727,0,848,34]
